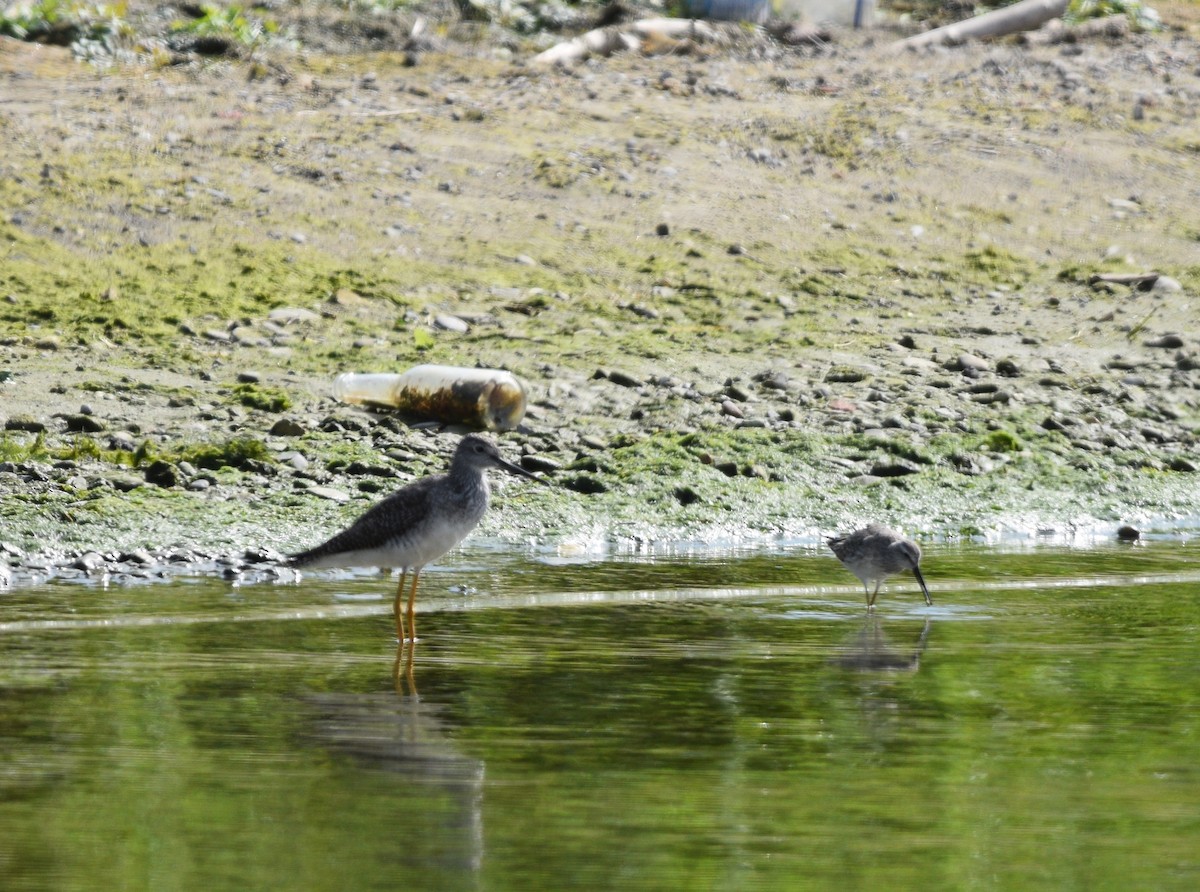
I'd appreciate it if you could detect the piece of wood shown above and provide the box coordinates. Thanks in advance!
[893,0,1068,50]
[531,17,721,67]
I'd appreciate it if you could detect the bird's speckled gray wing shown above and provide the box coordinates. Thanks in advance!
[288,473,443,567]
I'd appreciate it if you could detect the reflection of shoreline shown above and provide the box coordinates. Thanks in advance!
[302,688,486,875]
[832,616,932,673]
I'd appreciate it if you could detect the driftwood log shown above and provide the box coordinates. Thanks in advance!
[532,17,721,67]
[893,0,1068,50]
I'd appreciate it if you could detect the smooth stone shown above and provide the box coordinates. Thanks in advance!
[308,486,352,503]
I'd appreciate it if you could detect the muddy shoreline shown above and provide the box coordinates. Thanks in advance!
[2,7,1199,581]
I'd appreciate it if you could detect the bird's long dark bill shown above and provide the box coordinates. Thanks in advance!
[913,567,933,605]
[498,458,548,484]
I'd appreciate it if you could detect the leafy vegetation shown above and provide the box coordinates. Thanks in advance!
[0,0,127,60]
[169,3,279,49]
[1066,0,1162,29]
[232,383,293,413]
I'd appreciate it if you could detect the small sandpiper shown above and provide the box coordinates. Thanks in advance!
[827,523,932,610]
[289,434,542,640]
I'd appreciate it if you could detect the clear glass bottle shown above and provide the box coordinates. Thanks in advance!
[332,365,527,431]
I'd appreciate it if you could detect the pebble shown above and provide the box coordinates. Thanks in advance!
[5,417,45,433]
[605,370,643,389]
[72,551,106,572]
[434,314,469,333]
[307,486,352,503]
[144,460,178,488]
[953,353,990,373]
[871,461,922,477]
[66,414,106,433]
[270,418,307,436]
[825,366,869,383]
[268,307,321,325]
[519,455,562,473]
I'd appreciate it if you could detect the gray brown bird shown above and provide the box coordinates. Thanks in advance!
[289,434,541,641]
[827,523,932,609]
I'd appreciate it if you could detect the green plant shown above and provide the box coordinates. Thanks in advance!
[179,436,273,471]
[170,3,277,48]
[1,0,126,59]
[1065,0,1162,30]
[985,430,1023,454]
[232,383,292,413]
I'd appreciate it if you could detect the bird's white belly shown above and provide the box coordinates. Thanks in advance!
[304,512,478,571]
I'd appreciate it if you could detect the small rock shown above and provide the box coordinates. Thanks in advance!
[269,307,321,325]
[5,417,45,433]
[1144,334,1184,349]
[308,486,352,503]
[606,370,643,389]
[1151,276,1182,293]
[270,418,307,437]
[72,551,106,572]
[870,461,921,477]
[563,475,607,494]
[720,399,744,419]
[278,451,309,471]
[1116,525,1141,542]
[655,222,670,236]
[825,366,869,384]
[145,460,178,488]
[971,390,1012,405]
[953,353,990,373]
[65,414,106,433]
[996,358,1022,377]
[1168,457,1196,473]
[434,314,469,333]
[673,485,700,506]
[519,455,561,473]
[237,371,261,384]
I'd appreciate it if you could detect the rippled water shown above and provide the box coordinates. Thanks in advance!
[2,542,1198,890]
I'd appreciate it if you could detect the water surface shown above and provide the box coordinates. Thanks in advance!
[2,542,1198,890]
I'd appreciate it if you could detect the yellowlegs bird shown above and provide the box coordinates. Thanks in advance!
[827,523,932,609]
[289,434,542,641]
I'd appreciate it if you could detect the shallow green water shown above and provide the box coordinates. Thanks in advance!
[2,542,1199,891]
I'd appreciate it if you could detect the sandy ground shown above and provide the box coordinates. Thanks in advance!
[0,3,1198,569]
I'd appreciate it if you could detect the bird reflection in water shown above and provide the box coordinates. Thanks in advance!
[832,615,932,673]
[394,640,418,696]
[303,688,485,874]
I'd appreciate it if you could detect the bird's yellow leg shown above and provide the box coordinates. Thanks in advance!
[406,569,421,642]
[394,569,408,642]
[868,582,881,609]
